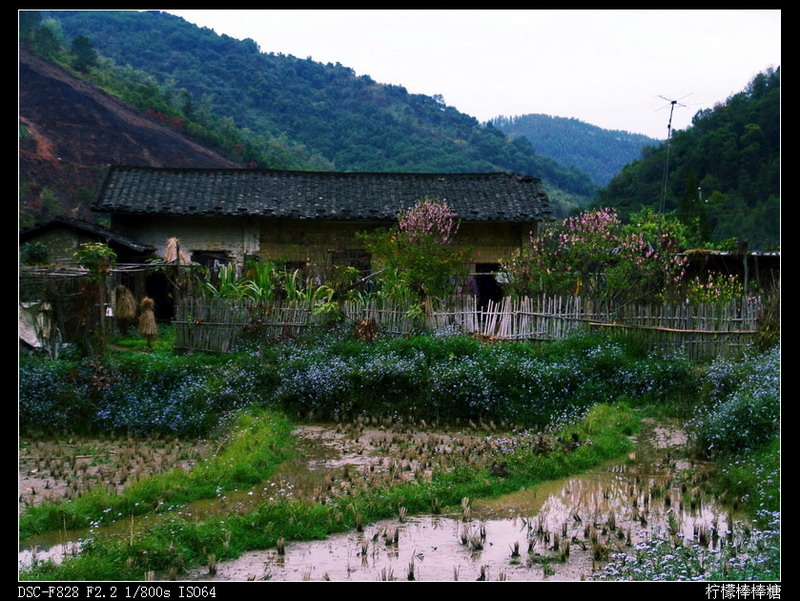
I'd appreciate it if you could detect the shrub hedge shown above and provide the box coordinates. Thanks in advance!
[19,331,717,437]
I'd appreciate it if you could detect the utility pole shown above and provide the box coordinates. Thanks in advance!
[658,95,689,213]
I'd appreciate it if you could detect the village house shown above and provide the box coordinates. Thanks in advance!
[20,216,155,264]
[92,166,554,292]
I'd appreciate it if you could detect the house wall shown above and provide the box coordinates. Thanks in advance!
[257,219,536,278]
[111,215,538,276]
[258,219,383,277]
[457,221,536,267]
[111,215,260,265]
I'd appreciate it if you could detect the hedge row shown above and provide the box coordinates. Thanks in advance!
[20,331,719,437]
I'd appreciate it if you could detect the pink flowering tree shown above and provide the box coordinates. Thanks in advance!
[397,197,460,245]
[360,197,470,302]
[503,208,687,305]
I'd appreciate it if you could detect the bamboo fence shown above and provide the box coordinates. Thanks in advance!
[585,300,761,360]
[174,294,762,360]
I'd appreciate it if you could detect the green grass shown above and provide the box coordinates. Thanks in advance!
[108,324,176,354]
[711,434,781,522]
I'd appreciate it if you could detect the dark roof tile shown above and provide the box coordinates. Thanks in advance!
[20,216,155,253]
[93,166,553,222]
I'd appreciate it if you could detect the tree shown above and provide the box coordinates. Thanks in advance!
[72,242,117,351]
[73,242,116,278]
[19,10,42,42]
[31,18,65,60]
[70,35,98,72]
[359,197,470,304]
[20,241,50,266]
[596,69,780,249]
[503,208,687,305]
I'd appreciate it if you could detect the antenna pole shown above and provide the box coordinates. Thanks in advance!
[658,97,687,213]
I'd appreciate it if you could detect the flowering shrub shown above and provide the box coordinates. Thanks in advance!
[359,196,470,302]
[429,357,497,418]
[488,353,593,423]
[270,332,698,425]
[615,350,699,405]
[19,357,95,432]
[503,208,687,303]
[698,356,743,404]
[348,351,426,414]
[520,334,698,409]
[96,372,216,436]
[95,355,270,436]
[21,331,756,438]
[397,197,459,245]
[274,355,352,414]
[687,347,780,457]
[714,436,780,518]
[19,353,279,437]
[685,272,745,303]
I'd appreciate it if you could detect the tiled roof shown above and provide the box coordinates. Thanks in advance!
[20,216,155,253]
[93,167,553,222]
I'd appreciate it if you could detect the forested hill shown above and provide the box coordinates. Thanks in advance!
[490,114,658,187]
[35,9,597,216]
[596,68,780,250]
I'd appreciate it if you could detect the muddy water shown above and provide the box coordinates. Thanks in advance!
[18,422,441,569]
[20,419,735,580]
[182,419,737,582]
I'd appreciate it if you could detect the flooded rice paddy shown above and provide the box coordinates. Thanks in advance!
[187,418,736,582]
[20,418,739,581]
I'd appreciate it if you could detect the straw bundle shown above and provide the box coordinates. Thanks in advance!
[164,237,191,265]
[138,296,158,347]
[114,285,138,320]
[114,284,138,333]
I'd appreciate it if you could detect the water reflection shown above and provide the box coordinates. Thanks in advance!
[20,419,736,579]
[184,419,738,581]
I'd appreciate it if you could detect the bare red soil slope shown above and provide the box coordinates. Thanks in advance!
[19,49,239,222]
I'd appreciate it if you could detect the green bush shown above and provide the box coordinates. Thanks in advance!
[19,352,281,437]
[20,330,717,437]
[270,331,700,425]
[19,357,95,433]
[687,347,780,457]
[96,353,279,436]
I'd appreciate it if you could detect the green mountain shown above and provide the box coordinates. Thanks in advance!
[36,10,596,217]
[20,12,335,227]
[595,68,780,250]
[490,114,659,187]
[20,11,779,247]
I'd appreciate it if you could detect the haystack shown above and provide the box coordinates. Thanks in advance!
[164,237,191,265]
[114,284,138,333]
[114,285,137,319]
[138,296,158,348]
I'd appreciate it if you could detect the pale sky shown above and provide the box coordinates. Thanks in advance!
[167,9,781,140]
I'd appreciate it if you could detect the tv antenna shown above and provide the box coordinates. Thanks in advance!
[657,94,690,212]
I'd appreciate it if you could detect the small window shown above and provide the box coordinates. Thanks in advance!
[192,251,232,271]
